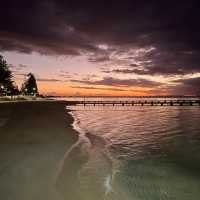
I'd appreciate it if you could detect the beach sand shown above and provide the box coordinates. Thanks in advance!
[0,101,78,200]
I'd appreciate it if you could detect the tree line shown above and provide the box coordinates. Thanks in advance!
[0,55,38,96]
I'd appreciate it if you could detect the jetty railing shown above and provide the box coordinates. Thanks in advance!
[65,99,200,106]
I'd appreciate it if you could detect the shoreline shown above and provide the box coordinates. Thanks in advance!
[0,100,79,200]
[59,108,116,199]
[0,96,55,104]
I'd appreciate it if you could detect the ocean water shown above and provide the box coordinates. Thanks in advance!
[57,98,200,200]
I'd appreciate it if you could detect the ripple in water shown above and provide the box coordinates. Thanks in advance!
[57,105,200,200]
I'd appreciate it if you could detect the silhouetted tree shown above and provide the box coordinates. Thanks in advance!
[21,73,38,95]
[0,55,18,96]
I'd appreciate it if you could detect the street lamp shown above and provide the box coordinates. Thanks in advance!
[33,87,36,96]
[0,85,5,96]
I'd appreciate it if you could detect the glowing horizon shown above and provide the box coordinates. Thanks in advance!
[1,1,200,96]
[2,51,199,97]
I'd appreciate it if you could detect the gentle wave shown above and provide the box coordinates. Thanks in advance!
[56,108,119,199]
[58,104,200,199]
[69,110,119,197]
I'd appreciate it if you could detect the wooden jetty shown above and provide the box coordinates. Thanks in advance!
[65,99,200,106]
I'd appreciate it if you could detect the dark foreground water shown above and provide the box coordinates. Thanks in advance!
[57,101,200,200]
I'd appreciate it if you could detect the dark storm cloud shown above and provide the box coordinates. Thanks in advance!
[8,64,28,76]
[70,77,162,87]
[71,86,127,91]
[103,49,200,76]
[174,77,200,86]
[156,77,200,95]
[88,55,110,63]
[58,70,72,79]
[9,64,28,70]
[102,68,148,75]
[37,78,62,82]
[0,1,98,55]
[131,49,200,76]
[1,0,200,76]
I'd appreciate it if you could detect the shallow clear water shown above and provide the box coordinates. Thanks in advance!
[57,101,200,200]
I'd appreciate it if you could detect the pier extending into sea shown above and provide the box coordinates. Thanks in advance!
[65,99,200,106]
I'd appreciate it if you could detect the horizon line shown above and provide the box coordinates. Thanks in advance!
[46,95,200,98]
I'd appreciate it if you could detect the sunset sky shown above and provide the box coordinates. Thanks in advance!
[1,1,200,96]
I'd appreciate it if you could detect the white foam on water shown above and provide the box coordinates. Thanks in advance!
[104,174,113,195]
[67,108,117,196]
[55,109,92,184]
[68,110,92,147]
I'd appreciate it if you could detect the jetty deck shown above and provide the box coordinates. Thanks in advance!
[65,99,200,106]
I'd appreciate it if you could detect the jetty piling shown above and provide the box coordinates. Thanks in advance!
[66,98,200,107]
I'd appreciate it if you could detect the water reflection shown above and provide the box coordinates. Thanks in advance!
[56,106,200,200]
